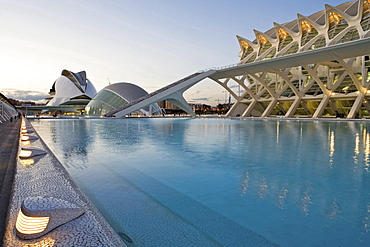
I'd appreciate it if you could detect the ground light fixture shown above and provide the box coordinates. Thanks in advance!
[19,147,47,159]
[15,196,85,239]
[21,135,39,141]
[19,158,35,167]
[21,129,34,134]
[21,135,30,141]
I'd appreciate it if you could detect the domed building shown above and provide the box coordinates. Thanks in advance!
[85,82,162,116]
[46,70,97,113]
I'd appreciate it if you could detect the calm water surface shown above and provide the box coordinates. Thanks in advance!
[30,118,370,246]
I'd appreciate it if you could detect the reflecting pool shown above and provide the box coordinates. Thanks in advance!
[30,118,370,246]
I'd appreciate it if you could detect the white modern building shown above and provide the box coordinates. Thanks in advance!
[85,82,162,116]
[213,0,370,118]
[45,70,97,113]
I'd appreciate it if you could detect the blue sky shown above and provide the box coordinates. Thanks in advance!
[0,0,343,105]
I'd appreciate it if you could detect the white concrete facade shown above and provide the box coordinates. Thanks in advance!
[46,70,97,109]
[211,0,370,119]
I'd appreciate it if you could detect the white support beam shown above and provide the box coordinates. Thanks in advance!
[348,93,366,119]
[313,94,331,118]
[261,99,278,117]
[285,97,301,118]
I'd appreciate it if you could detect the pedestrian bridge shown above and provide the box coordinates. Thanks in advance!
[105,70,217,117]
[105,37,370,118]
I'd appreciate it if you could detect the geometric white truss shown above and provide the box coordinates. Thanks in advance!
[210,0,370,119]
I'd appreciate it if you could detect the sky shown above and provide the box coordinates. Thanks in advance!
[0,0,343,105]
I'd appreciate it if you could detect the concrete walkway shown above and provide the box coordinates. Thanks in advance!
[2,118,126,246]
[0,117,20,244]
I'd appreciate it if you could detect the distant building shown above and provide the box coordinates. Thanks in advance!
[85,82,161,116]
[45,70,97,113]
[7,99,35,107]
[0,93,18,122]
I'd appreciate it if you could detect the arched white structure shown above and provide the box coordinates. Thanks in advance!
[46,70,97,109]
[85,82,161,116]
[210,0,370,119]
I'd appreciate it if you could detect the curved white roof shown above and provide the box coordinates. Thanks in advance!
[86,82,161,116]
[103,82,149,103]
[46,70,97,107]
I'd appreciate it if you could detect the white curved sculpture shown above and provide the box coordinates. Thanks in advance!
[46,70,97,107]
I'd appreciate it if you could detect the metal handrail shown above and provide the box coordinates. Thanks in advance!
[197,63,238,73]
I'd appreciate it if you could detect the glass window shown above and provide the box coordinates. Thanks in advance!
[336,28,360,44]
[262,49,276,60]
[328,12,348,39]
[258,35,272,56]
[283,42,299,55]
[278,29,293,51]
[240,41,253,60]
[361,0,370,31]
[308,36,326,50]
[245,53,257,64]
[86,89,128,116]
[301,21,318,46]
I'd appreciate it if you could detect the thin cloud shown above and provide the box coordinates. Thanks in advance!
[1,89,48,103]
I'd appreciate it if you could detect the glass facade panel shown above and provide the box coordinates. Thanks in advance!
[336,28,360,44]
[245,53,256,64]
[278,29,293,51]
[85,89,128,116]
[283,42,299,55]
[328,12,348,39]
[308,36,326,50]
[301,21,318,46]
[240,41,253,60]
[262,49,276,60]
[361,0,370,31]
[258,35,272,56]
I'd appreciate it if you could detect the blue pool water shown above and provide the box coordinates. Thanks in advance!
[30,118,370,246]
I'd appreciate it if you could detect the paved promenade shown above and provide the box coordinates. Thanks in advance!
[0,117,20,244]
[0,118,126,246]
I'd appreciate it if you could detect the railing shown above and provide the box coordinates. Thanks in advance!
[197,63,238,73]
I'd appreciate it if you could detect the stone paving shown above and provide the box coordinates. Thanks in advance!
[3,119,126,246]
[0,117,20,244]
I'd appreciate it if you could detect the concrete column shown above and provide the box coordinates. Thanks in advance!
[261,99,278,117]
[242,100,257,117]
[285,97,301,118]
[167,92,196,117]
[347,93,365,119]
[313,94,330,118]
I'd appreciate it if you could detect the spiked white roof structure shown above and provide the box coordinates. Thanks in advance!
[46,70,97,108]
[207,0,370,119]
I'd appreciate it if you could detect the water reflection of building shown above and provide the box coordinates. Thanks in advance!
[237,120,370,228]
[48,120,93,170]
